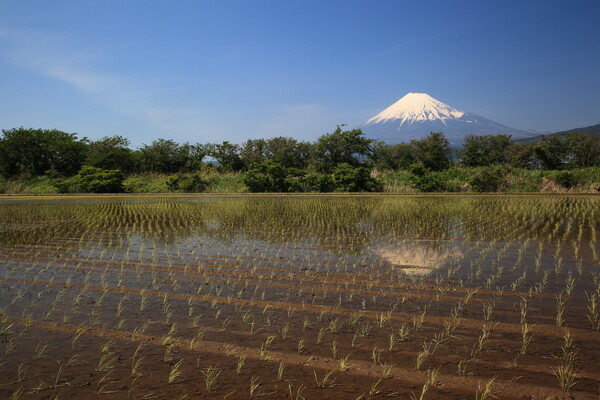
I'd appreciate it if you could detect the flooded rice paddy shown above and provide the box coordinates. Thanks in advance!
[0,195,599,399]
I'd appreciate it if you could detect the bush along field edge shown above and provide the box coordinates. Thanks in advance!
[0,126,599,194]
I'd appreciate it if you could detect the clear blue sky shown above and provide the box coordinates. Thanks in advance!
[1,0,598,147]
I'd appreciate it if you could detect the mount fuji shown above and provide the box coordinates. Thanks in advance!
[360,93,537,146]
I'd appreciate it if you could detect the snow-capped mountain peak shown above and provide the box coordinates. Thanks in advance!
[360,92,538,146]
[365,93,465,126]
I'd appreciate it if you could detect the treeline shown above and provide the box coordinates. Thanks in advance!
[0,126,599,193]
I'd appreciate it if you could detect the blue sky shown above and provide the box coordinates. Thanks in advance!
[1,1,598,147]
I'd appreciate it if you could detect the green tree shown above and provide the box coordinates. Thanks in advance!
[138,139,193,173]
[568,133,600,167]
[533,135,570,170]
[0,127,87,178]
[265,137,312,169]
[240,139,267,168]
[411,132,452,171]
[86,135,136,173]
[505,142,534,168]
[314,126,373,172]
[460,134,512,166]
[370,141,416,170]
[208,141,244,172]
[187,143,209,171]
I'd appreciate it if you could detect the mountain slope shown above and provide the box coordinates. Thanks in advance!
[360,93,537,146]
[513,123,600,144]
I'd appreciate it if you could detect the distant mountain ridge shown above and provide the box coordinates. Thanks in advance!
[360,93,538,146]
[513,123,600,143]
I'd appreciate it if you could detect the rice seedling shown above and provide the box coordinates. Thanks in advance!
[297,339,305,354]
[482,302,493,322]
[236,354,246,375]
[32,342,48,360]
[457,359,470,376]
[288,383,307,400]
[519,296,528,324]
[380,362,394,378]
[397,322,410,341]
[416,348,429,370]
[260,335,276,359]
[475,377,496,400]
[413,310,426,332]
[376,312,391,328]
[9,387,23,400]
[520,323,535,355]
[356,322,372,338]
[15,363,27,383]
[201,365,222,391]
[168,359,184,384]
[327,318,343,334]
[277,361,286,381]
[586,289,599,330]
[365,378,383,398]
[302,317,311,330]
[471,324,491,359]
[556,292,567,327]
[313,369,336,388]
[131,356,145,377]
[249,376,261,397]
[316,326,328,344]
[330,340,339,358]
[96,353,117,373]
[0,322,14,336]
[280,322,290,339]
[553,364,578,391]
[371,345,381,365]
[388,332,399,351]
[410,382,429,400]
[410,369,439,400]
[339,354,351,371]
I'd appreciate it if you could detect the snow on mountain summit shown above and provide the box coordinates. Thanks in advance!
[365,93,465,126]
[361,93,537,146]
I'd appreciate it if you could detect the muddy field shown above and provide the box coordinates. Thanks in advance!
[0,195,599,399]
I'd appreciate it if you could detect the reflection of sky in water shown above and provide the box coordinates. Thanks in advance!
[1,196,598,278]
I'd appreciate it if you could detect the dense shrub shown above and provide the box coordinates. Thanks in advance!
[333,163,380,192]
[302,173,334,192]
[553,171,577,189]
[409,163,443,192]
[53,176,79,193]
[408,163,427,177]
[166,173,207,192]
[411,172,444,192]
[76,166,124,193]
[242,161,288,192]
[469,166,506,192]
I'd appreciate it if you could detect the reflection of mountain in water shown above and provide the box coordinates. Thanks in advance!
[372,243,463,276]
